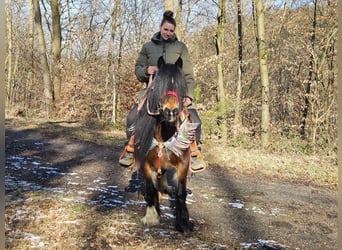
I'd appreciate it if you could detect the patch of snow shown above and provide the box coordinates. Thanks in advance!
[241,239,286,249]
[159,231,170,236]
[67,172,79,176]
[8,155,25,161]
[50,188,64,193]
[271,208,287,216]
[57,220,80,225]
[229,200,244,209]
[240,242,252,249]
[162,213,175,219]
[67,181,80,186]
[202,194,209,199]
[23,232,46,245]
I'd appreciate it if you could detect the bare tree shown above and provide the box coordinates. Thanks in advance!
[164,0,174,12]
[255,0,270,147]
[72,2,110,63]
[107,0,121,123]
[214,0,228,142]
[6,0,13,107]
[25,0,35,115]
[300,0,317,138]
[233,0,243,139]
[33,0,54,118]
[50,0,62,100]
[175,0,183,40]
[66,0,73,59]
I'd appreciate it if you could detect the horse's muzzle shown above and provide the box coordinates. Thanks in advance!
[162,107,179,122]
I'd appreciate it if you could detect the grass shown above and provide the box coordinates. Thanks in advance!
[202,141,337,189]
[198,108,337,189]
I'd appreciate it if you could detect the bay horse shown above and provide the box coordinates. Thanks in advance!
[134,57,198,233]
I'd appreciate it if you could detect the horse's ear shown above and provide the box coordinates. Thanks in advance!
[157,56,165,68]
[175,57,183,69]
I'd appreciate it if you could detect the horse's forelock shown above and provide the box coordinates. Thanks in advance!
[152,64,187,100]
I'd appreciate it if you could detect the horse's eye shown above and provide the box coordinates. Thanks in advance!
[172,109,179,116]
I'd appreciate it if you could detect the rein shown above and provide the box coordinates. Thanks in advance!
[137,74,154,113]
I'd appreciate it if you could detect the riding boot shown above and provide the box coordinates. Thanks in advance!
[190,141,206,172]
[119,135,135,167]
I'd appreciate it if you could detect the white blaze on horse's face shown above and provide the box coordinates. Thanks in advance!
[162,95,179,123]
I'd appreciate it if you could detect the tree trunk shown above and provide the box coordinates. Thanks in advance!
[107,0,121,123]
[6,0,13,108]
[184,0,191,38]
[25,0,35,116]
[175,0,183,40]
[164,0,174,12]
[255,0,270,147]
[215,0,228,143]
[33,0,54,118]
[51,0,62,100]
[66,0,73,59]
[300,0,317,138]
[233,0,243,139]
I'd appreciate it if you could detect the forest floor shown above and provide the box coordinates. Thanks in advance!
[5,118,338,249]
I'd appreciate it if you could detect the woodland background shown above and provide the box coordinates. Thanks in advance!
[5,0,337,155]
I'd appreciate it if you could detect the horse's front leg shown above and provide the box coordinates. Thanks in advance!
[174,176,194,233]
[141,163,160,227]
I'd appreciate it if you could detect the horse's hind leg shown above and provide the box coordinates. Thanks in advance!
[141,175,160,227]
[175,178,194,232]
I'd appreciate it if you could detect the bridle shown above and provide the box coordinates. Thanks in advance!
[147,90,180,116]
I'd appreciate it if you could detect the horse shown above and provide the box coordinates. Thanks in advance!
[133,56,198,233]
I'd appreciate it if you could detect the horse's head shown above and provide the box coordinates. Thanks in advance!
[146,57,187,123]
[159,90,180,123]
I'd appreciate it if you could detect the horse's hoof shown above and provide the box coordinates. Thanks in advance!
[175,221,194,233]
[141,206,160,227]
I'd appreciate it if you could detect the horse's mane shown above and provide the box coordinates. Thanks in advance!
[134,58,187,164]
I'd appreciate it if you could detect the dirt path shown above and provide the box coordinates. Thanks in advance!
[5,119,337,249]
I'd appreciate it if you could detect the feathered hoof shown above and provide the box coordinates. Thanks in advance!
[141,206,160,227]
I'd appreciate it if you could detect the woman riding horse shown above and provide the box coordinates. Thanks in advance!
[119,10,206,172]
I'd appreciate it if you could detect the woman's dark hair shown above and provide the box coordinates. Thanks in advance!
[161,10,176,27]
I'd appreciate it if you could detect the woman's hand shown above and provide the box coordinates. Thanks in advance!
[183,97,192,107]
[146,66,158,75]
